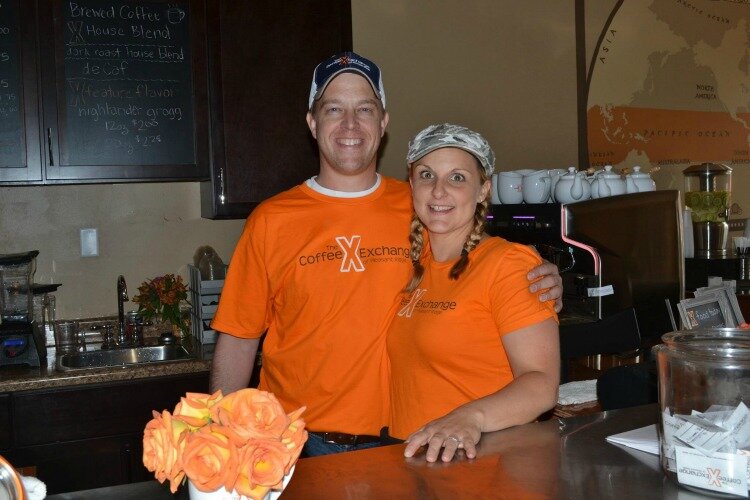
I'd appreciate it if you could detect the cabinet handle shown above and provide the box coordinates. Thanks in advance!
[122,440,132,481]
[219,168,226,204]
[46,128,54,166]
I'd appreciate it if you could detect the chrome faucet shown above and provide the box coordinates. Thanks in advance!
[116,275,129,346]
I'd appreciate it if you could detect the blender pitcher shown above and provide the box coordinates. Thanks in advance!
[683,163,732,258]
[0,251,38,323]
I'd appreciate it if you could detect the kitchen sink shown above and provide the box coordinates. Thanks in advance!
[56,344,194,371]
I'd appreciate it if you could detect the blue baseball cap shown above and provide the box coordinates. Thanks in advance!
[308,51,386,110]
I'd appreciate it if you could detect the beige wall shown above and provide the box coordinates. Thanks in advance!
[0,183,244,320]
[352,0,579,179]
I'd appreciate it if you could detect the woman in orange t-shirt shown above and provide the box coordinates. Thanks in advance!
[387,124,559,463]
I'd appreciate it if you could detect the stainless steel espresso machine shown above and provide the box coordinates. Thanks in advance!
[0,251,46,367]
[487,190,685,361]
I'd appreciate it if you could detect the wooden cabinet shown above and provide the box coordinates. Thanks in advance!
[0,393,10,451]
[2,0,352,194]
[200,0,353,219]
[0,0,210,184]
[0,0,43,183]
[3,372,209,494]
[9,436,141,493]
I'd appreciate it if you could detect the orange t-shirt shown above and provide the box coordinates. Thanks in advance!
[212,177,412,435]
[387,237,558,439]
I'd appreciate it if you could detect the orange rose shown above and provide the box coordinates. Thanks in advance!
[173,391,223,428]
[233,439,290,499]
[142,409,190,493]
[281,411,307,474]
[210,389,289,441]
[182,424,239,492]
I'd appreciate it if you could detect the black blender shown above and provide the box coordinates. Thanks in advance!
[0,251,45,367]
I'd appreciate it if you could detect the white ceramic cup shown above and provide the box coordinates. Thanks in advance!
[497,171,524,204]
[490,173,502,204]
[522,170,551,204]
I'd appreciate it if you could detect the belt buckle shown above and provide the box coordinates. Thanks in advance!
[323,432,357,446]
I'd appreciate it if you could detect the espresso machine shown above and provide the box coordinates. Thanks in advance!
[0,251,46,367]
[487,190,684,359]
[486,202,599,325]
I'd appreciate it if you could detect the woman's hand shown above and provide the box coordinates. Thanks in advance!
[527,259,563,313]
[403,407,483,462]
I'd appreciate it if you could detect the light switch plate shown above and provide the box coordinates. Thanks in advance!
[80,228,99,257]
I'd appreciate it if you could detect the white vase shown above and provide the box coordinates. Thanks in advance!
[187,465,294,500]
[188,481,243,500]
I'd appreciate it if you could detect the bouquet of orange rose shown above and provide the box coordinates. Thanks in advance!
[143,388,307,499]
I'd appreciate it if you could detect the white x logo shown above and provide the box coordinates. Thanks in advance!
[398,289,427,318]
[707,467,722,487]
[335,235,365,273]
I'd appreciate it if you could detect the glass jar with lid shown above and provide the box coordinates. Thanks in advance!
[683,163,732,258]
[653,329,750,496]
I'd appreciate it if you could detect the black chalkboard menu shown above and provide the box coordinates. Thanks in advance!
[59,0,195,166]
[0,0,24,168]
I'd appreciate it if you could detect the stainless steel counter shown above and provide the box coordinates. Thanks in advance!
[46,404,715,499]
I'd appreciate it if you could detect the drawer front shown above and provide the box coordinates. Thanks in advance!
[6,436,131,494]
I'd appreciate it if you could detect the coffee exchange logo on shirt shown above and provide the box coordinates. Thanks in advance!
[397,289,457,317]
[297,235,409,272]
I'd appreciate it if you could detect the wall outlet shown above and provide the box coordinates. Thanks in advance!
[729,219,747,232]
[80,228,99,257]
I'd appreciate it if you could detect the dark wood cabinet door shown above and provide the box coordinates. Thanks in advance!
[37,0,210,183]
[0,393,10,451]
[201,0,352,219]
[12,372,208,446]
[0,0,43,183]
[7,434,152,494]
[8,436,131,494]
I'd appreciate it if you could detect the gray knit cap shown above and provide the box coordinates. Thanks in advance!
[406,123,495,177]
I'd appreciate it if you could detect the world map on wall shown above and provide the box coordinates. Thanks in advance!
[587,0,750,169]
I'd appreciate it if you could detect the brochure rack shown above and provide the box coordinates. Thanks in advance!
[188,265,224,344]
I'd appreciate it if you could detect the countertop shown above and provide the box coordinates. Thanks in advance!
[46,404,709,499]
[0,338,212,393]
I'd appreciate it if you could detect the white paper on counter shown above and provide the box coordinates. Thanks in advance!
[618,443,662,473]
[606,424,659,455]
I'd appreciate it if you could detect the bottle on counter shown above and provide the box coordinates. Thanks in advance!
[43,293,56,346]
[198,248,226,281]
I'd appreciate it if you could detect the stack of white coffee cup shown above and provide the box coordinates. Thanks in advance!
[490,168,566,205]
[490,165,655,205]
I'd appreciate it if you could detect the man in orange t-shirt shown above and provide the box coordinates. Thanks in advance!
[210,52,562,456]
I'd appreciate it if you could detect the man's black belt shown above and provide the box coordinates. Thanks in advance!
[310,431,380,446]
